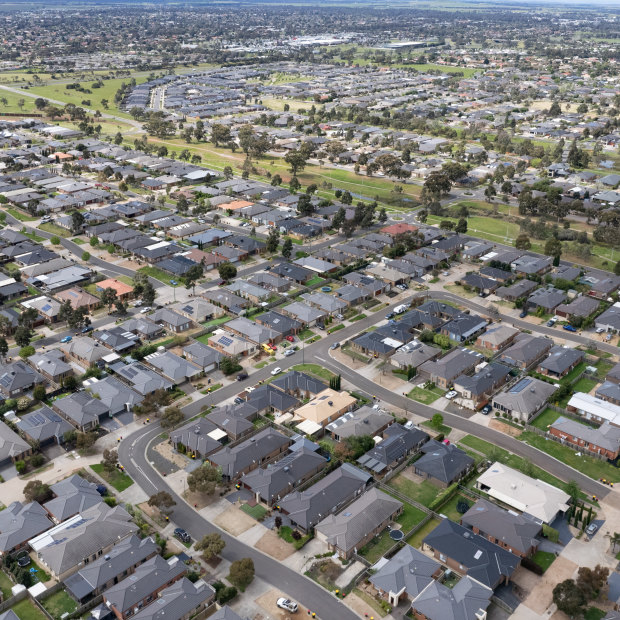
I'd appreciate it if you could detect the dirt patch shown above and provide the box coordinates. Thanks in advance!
[213,504,256,536]
[255,529,294,561]
[256,588,298,619]
[522,555,578,614]
[154,441,189,468]
[182,487,223,510]
[489,418,522,437]
[511,565,541,597]
[346,591,383,619]
[372,369,407,391]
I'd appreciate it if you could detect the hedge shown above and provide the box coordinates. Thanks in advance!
[428,481,459,512]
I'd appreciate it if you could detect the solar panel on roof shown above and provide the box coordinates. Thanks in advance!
[41,304,52,312]
[218,336,233,347]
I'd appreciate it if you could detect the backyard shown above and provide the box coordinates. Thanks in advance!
[90,463,134,492]
[41,589,78,620]
[10,599,48,620]
[0,569,13,599]
[387,474,441,508]
[405,518,439,549]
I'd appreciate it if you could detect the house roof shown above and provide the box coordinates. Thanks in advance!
[499,334,553,367]
[96,278,134,296]
[0,359,43,392]
[539,346,584,374]
[551,417,620,453]
[419,348,483,383]
[16,406,74,444]
[315,488,402,554]
[114,362,173,395]
[294,388,356,425]
[144,351,202,383]
[170,418,222,457]
[54,391,109,427]
[415,440,474,484]
[492,377,557,417]
[0,501,51,553]
[44,474,103,521]
[326,406,393,439]
[357,424,428,473]
[0,419,32,462]
[454,362,511,397]
[85,376,143,416]
[271,370,327,397]
[476,325,519,347]
[61,336,108,364]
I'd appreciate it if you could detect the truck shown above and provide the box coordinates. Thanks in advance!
[394,304,408,315]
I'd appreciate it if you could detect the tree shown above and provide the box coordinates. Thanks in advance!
[297,194,314,216]
[160,406,184,429]
[23,480,52,503]
[102,448,118,473]
[33,385,46,401]
[187,463,221,495]
[266,228,280,253]
[148,491,176,516]
[553,579,586,617]
[282,238,293,260]
[431,413,444,430]
[195,533,225,560]
[14,326,31,347]
[284,150,308,176]
[219,356,242,375]
[19,345,35,359]
[544,238,562,260]
[50,236,60,245]
[34,98,47,110]
[71,210,85,234]
[218,262,237,281]
[228,558,254,590]
[576,565,609,601]
[183,264,203,295]
[0,337,8,362]
[455,218,468,234]
[615,260,620,276]
[332,207,346,231]
[210,124,231,147]
[100,287,118,312]
[81,251,91,261]
[76,431,96,451]
[515,234,531,251]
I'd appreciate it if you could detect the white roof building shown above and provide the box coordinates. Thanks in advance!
[567,392,620,426]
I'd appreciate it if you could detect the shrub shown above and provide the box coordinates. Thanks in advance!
[292,530,302,541]
[30,453,44,468]
[15,460,26,474]
[50,236,60,245]
[17,397,30,411]
[217,586,237,605]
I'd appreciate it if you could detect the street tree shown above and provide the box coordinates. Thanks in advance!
[187,463,221,495]
[266,228,280,253]
[195,533,225,560]
[100,287,118,312]
[282,238,293,260]
[160,406,184,429]
[148,491,176,515]
[218,262,237,281]
[228,558,255,590]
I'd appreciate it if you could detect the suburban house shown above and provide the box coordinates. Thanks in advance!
[182,341,222,373]
[440,314,487,343]
[475,325,519,352]
[53,391,110,431]
[511,255,552,276]
[114,362,173,395]
[596,381,620,406]
[325,406,393,442]
[555,296,600,320]
[419,348,483,389]
[315,489,403,559]
[475,462,570,524]
[0,360,43,397]
[43,475,104,523]
[549,417,620,460]
[538,346,584,379]
[452,362,511,410]
[293,388,357,429]
[84,376,144,417]
[61,337,109,368]
[28,349,73,386]
[460,499,542,558]
[16,406,74,447]
[170,418,223,459]
[55,287,101,312]
[422,518,520,589]
[271,370,327,400]
[492,377,557,422]
[414,440,474,487]
[277,463,372,533]
[526,287,566,314]
[495,279,537,302]
[0,501,52,556]
[390,342,442,370]
[498,334,553,370]
[143,351,202,385]
[151,308,193,333]
[96,278,134,301]
[595,303,620,332]
[0,420,33,466]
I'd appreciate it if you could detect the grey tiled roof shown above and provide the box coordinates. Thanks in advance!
[415,440,474,484]
[129,579,214,620]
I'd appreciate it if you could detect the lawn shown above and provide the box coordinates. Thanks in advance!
[292,363,336,383]
[38,222,72,238]
[279,525,312,550]
[0,569,13,600]
[90,463,134,492]
[520,431,620,483]
[137,265,178,286]
[298,328,315,340]
[359,528,400,563]
[428,214,519,245]
[561,362,587,385]
[41,589,78,620]
[421,420,452,436]
[531,550,556,573]
[6,208,37,222]
[327,323,345,334]
[21,230,46,242]
[435,494,473,522]
[594,359,614,379]
[408,386,444,405]
[530,407,561,431]
[458,435,591,499]
[350,313,367,322]
[352,588,389,617]
[240,503,267,521]
[584,608,607,620]
[406,518,439,549]
[10,599,48,620]
[388,475,441,508]
[200,316,230,330]
[443,284,477,299]
[306,275,325,287]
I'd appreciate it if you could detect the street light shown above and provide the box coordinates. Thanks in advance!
[170,279,178,302]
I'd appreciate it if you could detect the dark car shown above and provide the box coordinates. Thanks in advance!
[96,484,108,496]
[174,528,190,543]
[234,397,244,404]
[236,372,248,381]
[519,310,528,318]
[16,552,30,567]
[81,325,94,333]
[481,405,492,415]
[385,312,395,320]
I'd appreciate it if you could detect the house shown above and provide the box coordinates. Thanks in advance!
[475,325,519,352]
[495,279,537,302]
[293,388,356,429]
[28,349,73,385]
[325,406,393,441]
[21,295,62,322]
[419,348,483,389]
[492,377,557,423]
[370,544,442,607]
[64,535,159,604]
[173,298,221,324]
[589,276,620,300]
[555,295,599,319]
[208,428,291,481]
[440,314,487,343]
[30,503,139,581]
[538,346,584,378]
[61,336,109,368]
[411,575,492,620]
[207,403,258,441]
[271,262,313,284]
[121,317,164,341]
[595,303,620,332]
[381,222,418,237]
[511,255,552,276]
[226,281,271,303]
[83,376,144,417]
[94,327,140,353]
[475,462,570,524]
[271,370,327,400]
[526,287,566,313]
[209,329,256,358]
[114,362,173,395]
[240,447,326,505]
[202,289,250,314]
[223,316,278,345]
[55,287,101,312]
[315,489,403,559]
[390,341,442,370]
[301,292,347,315]
[453,362,511,410]
[357,424,429,474]
[43,474,103,523]
[498,334,553,370]
[53,391,110,431]
[281,301,326,327]
[422,519,520,589]
[151,308,193,333]
[248,272,290,293]
[0,501,52,556]
[182,341,222,373]
[143,351,202,385]
[16,406,74,447]
[96,278,134,301]
[566,392,620,426]
[210,608,246,620]
[277,463,372,533]
[460,499,542,558]
[103,555,187,620]
[414,440,474,487]
[170,418,223,459]
[459,273,499,295]
[255,311,302,338]
[595,381,620,406]
[606,363,620,385]
[0,420,32,466]
[0,360,43,397]
[128,578,214,620]
[549,417,620,460]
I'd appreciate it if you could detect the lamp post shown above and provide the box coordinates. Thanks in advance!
[170,279,178,302]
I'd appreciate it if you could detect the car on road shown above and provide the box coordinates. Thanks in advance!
[445,390,458,400]
[330,342,340,350]
[519,310,528,318]
[276,598,298,613]
[285,335,295,342]
[271,367,282,375]
[41,215,52,222]
[481,405,492,415]
[236,372,248,381]
[596,327,605,334]
[60,336,72,343]
[81,325,93,333]
[173,528,190,543]
[563,324,577,332]
[284,349,295,357]
[586,523,598,537]
[385,312,395,320]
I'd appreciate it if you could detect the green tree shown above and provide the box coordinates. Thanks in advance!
[182,264,203,295]
[195,533,226,560]
[431,413,444,430]
[100,287,118,312]
[81,251,91,261]
[148,491,176,515]
[23,480,52,503]
[187,463,222,494]
[33,385,46,401]
[228,558,255,590]
[14,326,31,347]
[218,262,237,281]
[576,565,609,601]
[0,336,7,361]
[71,210,85,234]
[50,236,60,245]
[455,218,467,234]
[266,228,280,253]
[282,238,293,260]
[544,238,562,260]
[219,355,242,376]
[552,579,586,617]
[160,406,184,429]
[284,150,308,176]
[515,234,531,251]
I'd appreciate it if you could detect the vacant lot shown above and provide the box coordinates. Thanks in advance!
[255,530,294,561]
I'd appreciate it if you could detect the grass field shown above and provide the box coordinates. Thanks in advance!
[38,222,71,238]
[137,265,177,286]
[530,407,562,431]
[10,599,48,620]
[90,463,134,492]
[41,590,78,620]
[388,474,441,507]
[292,363,336,383]
[6,207,37,222]
[240,503,267,520]
[408,385,444,405]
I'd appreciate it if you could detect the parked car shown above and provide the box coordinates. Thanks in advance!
[269,343,277,351]
[140,307,151,314]
[285,335,295,342]
[174,528,190,543]
[236,372,248,381]
[481,405,492,415]
[606,333,613,342]
[563,324,577,332]
[519,310,528,318]
[276,599,298,613]
[385,313,395,320]
[445,391,458,400]
[271,367,282,375]
[81,325,93,333]
[335,313,344,320]
[330,342,340,350]
[96,484,108,496]
[284,349,295,357]
[596,327,605,334]
[586,523,598,537]
[134,300,143,307]
[234,397,244,404]
[61,336,72,343]
[547,319,556,327]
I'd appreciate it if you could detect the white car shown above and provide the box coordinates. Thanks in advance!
[140,307,151,314]
[134,300,143,307]
[271,367,282,375]
[445,390,458,400]
[596,327,605,334]
[276,598,298,613]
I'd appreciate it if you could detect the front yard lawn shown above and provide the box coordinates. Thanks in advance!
[38,222,71,238]
[408,386,444,405]
[298,328,315,340]
[531,550,556,573]
[240,503,267,521]
[137,265,177,286]
[556,377,598,406]
[41,589,78,620]
[292,363,336,383]
[421,420,452,436]
[90,464,134,492]
[388,475,441,508]
[279,525,312,550]
[200,316,230,330]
